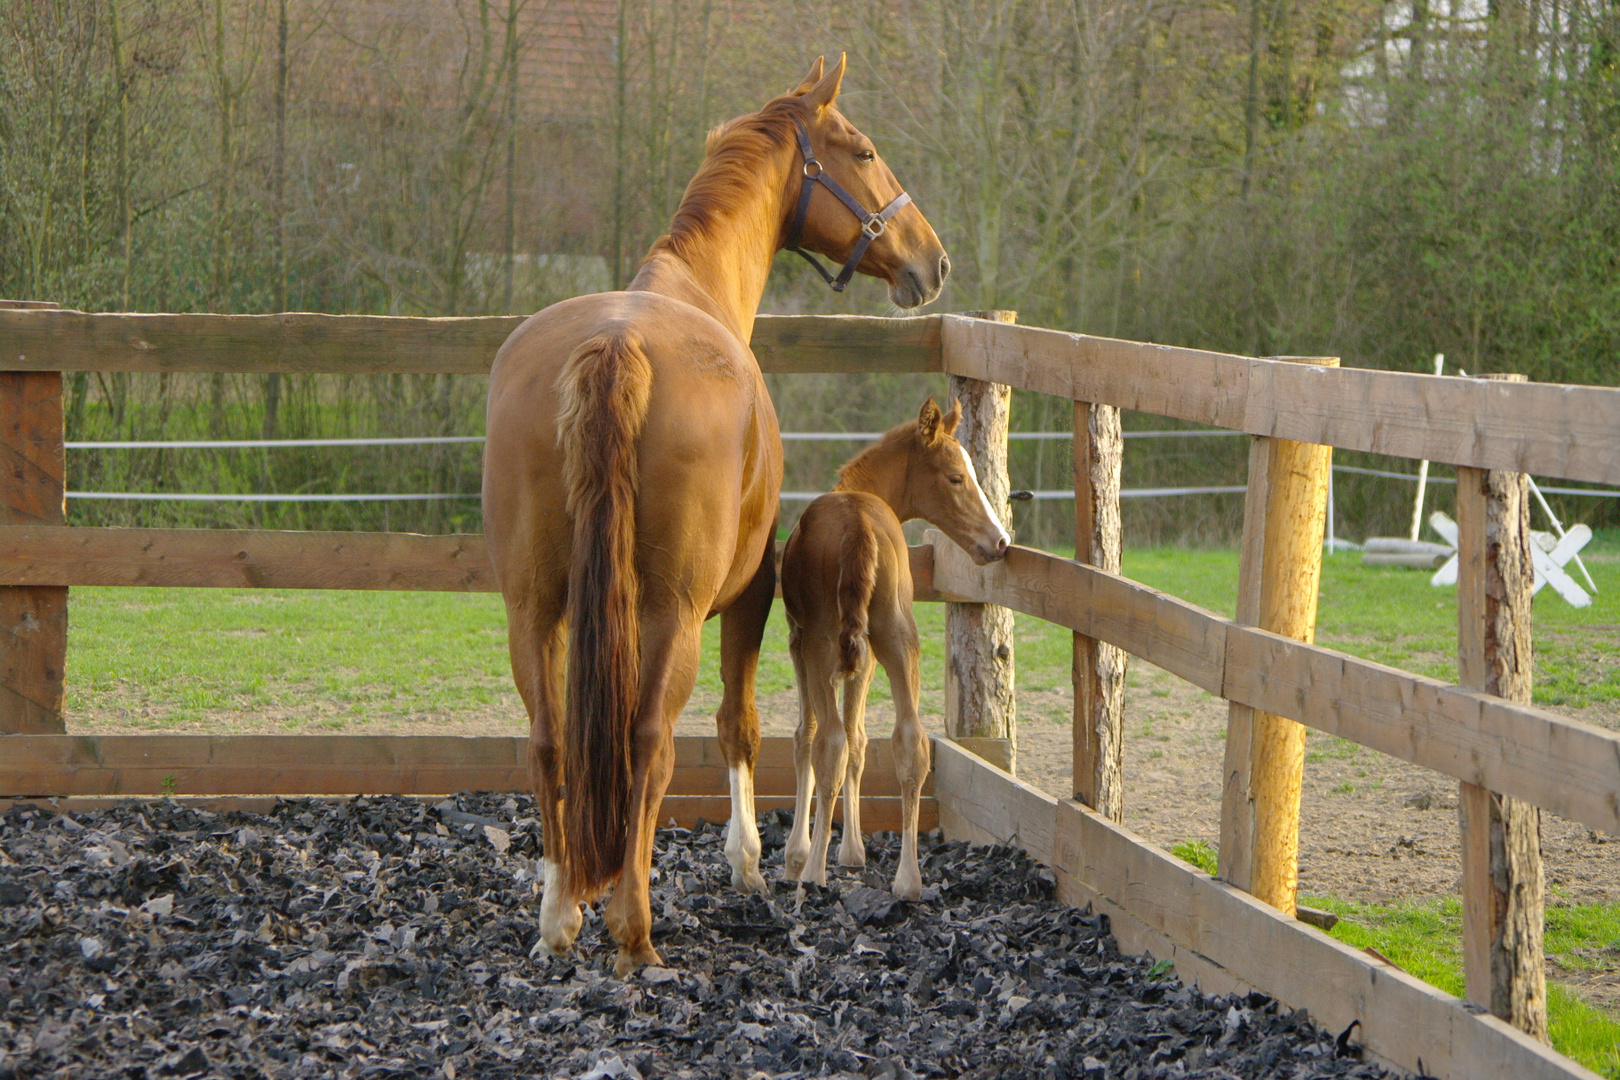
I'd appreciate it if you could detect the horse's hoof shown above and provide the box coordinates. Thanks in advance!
[732,867,770,895]
[836,844,867,869]
[614,944,663,978]
[892,874,923,902]
[529,935,571,962]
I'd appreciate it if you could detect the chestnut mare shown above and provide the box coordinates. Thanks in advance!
[780,398,1009,899]
[482,56,949,974]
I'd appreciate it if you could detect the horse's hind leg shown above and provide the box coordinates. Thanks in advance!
[508,601,581,956]
[603,609,701,975]
[836,653,876,869]
[716,547,774,895]
[873,608,928,900]
[801,652,846,887]
[783,617,817,881]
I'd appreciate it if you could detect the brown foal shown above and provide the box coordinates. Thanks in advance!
[780,398,1010,899]
[482,57,948,974]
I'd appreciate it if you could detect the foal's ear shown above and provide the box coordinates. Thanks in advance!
[918,396,944,444]
[942,398,962,437]
[801,52,846,113]
[791,56,826,96]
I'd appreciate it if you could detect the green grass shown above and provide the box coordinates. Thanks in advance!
[1302,895,1620,1077]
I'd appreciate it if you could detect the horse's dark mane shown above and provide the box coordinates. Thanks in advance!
[647,96,806,264]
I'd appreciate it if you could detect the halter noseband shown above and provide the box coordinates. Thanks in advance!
[783,114,913,293]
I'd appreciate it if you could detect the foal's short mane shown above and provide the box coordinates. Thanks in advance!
[835,419,916,493]
[647,97,806,265]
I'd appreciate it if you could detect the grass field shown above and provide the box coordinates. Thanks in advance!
[58,532,1620,1072]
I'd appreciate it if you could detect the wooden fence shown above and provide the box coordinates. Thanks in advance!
[2,305,1618,1080]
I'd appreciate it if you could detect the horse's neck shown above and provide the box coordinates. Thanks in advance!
[835,448,908,518]
[628,160,790,345]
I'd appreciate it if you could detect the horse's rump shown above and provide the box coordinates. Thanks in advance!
[555,331,654,897]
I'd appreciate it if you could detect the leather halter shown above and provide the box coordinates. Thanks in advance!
[783,114,913,293]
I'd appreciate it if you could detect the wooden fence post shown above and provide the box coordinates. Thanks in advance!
[1218,355,1337,915]
[945,310,1016,770]
[1456,372,1548,1041]
[0,300,66,735]
[1072,399,1126,819]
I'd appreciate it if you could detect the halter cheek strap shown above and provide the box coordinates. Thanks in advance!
[784,115,913,293]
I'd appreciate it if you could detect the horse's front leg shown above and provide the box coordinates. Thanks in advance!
[715,545,774,895]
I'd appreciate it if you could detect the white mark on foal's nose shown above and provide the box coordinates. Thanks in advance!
[957,444,1012,548]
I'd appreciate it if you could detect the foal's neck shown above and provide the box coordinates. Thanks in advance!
[835,443,909,518]
[628,143,794,345]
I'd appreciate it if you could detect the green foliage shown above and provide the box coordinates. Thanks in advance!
[1171,838,1219,876]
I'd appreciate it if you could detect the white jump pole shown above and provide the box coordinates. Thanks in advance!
[1409,353,1444,542]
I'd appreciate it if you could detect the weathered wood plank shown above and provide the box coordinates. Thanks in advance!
[930,736,1056,867]
[934,539,1620,837]
[0,525,499,591]
[1052,798,1595,1080]
[942,316,1620,486]
[944,311,1017,765]
[0,734,937,801]
[931,537,1227,695]
[1071,398,1127,817]
[0,310,941,376]
[1456,437,1549,1040]
[0,303,67,734]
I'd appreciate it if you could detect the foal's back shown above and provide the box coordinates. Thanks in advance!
[781,490,914,667]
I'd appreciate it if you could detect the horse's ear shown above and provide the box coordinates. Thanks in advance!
[791,56,826,96]
[942,398,962,437]
[801,52,845,113]
[918,396,943,444]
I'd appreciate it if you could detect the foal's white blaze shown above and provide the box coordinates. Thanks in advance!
[724,765,767,893]
[957,445,1012,550]
[536,857,582,956]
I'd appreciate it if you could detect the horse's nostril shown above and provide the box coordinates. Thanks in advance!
[939,254,952,283]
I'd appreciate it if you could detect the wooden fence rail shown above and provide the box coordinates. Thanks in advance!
[1,306,1613,1078]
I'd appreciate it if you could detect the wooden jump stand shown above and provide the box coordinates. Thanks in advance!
[2,305,1617,1080]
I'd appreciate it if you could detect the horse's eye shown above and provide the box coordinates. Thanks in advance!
[949,475,964,485]
[855,149,875,163]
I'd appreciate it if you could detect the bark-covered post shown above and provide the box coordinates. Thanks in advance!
[945,310,1016,770]
[0,300,66,734]
[1456,372,1548,1041]
[1218,355,1337,915]
[1072,399,1126,820]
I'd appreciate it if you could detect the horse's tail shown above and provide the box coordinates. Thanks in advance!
[836,523,879,677]
[555,331,653,899]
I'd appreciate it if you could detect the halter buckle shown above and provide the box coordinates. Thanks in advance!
[861,215,887,239]
[802,159,823,179]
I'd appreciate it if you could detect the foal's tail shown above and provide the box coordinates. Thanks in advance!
[836,525,879,677]
[555,331,653,898]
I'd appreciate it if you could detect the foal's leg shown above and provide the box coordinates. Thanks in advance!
[715,546,774,895]
[836,652,876,869]
[783,618,818,881]
[508,601,581,956]
[603,610,701,975]
[873,608,929,900]
[801,654,846,888]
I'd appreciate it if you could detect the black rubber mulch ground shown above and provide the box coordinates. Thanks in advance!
[0,795,1405,1080]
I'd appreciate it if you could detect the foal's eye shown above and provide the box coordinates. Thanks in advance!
[855,149,876,163]
[949,475,964,485]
